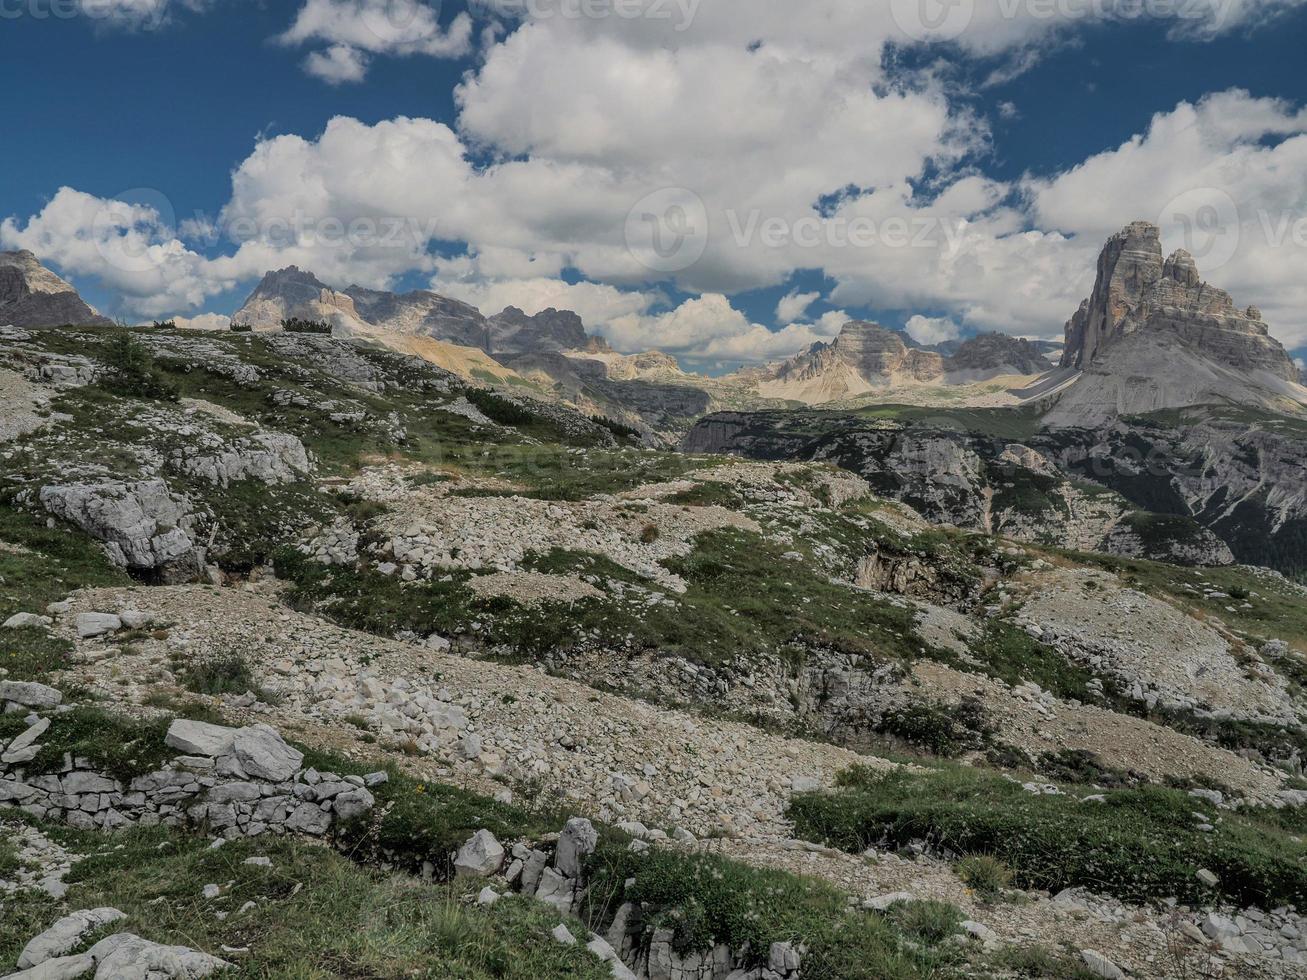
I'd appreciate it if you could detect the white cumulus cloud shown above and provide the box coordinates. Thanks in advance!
[303,44,370,84]
[776,290,820,325]
[277,0,474,82]
[904,314,961,346]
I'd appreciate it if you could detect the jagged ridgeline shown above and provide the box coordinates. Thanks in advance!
[3,231,1307,980]
[685,222,1307,578]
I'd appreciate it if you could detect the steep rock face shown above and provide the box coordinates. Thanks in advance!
[945,333,1051,380]
[486,306,589,355]
[1050,222,1306,426]
[681,411,1236,566]
[232,267,369,334]
[343,285,490,349]
[1045,411,1307,575]
[0,251,112,327]
[1062,221,1165,369]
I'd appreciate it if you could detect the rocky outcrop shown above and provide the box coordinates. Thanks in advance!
[8,927,231,979]
[0,251,112,328]
[680,410,1236,567]
[34,479,204,582]
[1044,411,1307,574]
[169,431,312,487]
[485,306,589,355]
[1050,222,1307,426]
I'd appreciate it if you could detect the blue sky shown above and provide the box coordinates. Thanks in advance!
[2,0,1306,369]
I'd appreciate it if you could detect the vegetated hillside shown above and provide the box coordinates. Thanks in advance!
[3,322,1307,979]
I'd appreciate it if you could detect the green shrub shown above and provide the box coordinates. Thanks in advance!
[0,505,129,682]
[583,846,940,979]
[0,706,174,780]
[955,855,1013,897]
[590,414,641,440]
[466,388,537,426]
[788,766,1307,909]
[0,821,610,979]
[97,331,179,402]
[1037,748,1144,788]
[179,653,258,697]
[229,323,253,333]
[877,697,992,757]
[992,945,1102,978]
[885,900,961,945]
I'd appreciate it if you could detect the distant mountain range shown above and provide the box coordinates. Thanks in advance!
[3,219,1305,439]
[751,322,1057,404]
[231,265,601,358]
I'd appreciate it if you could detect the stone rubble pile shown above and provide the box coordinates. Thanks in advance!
[296,519,359,566]
[1050,886,1307,970]
[455,816,803,980]
[0,819,77,900]
[1197,907,1307,965]
[0,704,378,840]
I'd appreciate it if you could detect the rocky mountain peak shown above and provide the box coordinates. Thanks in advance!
[486,306,589,355]
[0,250,112,327]
[760,320,945,403]
[945,333,1051,377]
[1061,221,1298,383]
[232,266,363,333]
[1045,222,1306,427]
[1061,221,1165,369]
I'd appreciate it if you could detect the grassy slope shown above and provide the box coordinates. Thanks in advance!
[0,819,612,980]
[0,505,130,681]
[789,766,1307,909]
[0,703,964,980]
